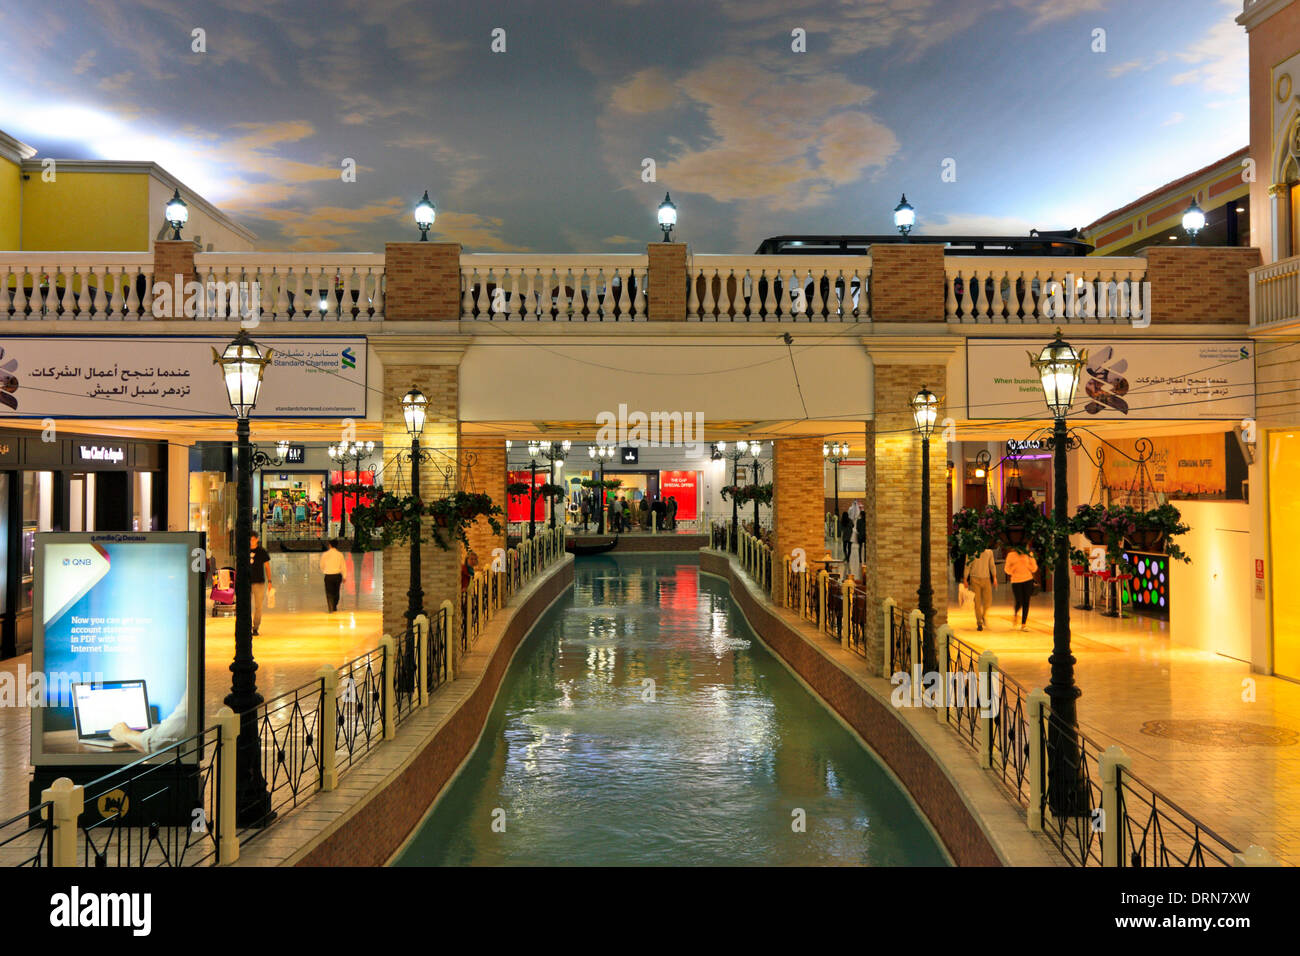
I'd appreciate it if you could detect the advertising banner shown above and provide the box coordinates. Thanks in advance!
[507,470,546,522]
[5,335,366,418]
[30,532,205,766]
[659,470,698,520]
[965,338,1254,421]
[1103,432,1228,501]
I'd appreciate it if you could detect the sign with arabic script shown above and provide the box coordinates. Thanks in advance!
[5,336,366,418]
[965,338,1254,421]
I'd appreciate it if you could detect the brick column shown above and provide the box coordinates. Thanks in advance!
[385,242,462,320]
[646,242,688,321]
[870,362,949,675]
[381,363,460,640]
[459,437,507,564]
[1139,246,1260,324]
[152,240,196,319]
[866,244,946,322]
[772,438,825,603]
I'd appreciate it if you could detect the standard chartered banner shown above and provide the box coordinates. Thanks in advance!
[3,335,367,418]
[965,338,1255,421]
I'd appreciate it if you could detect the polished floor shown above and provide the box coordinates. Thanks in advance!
[946,582,1300,865]
[0,551,382,823]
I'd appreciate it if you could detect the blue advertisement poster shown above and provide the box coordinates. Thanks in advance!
[31,532,204,766]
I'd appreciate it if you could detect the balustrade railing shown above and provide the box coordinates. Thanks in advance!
[193,252,385,321]
[1249,253,1300,330]
[944,256,1146,324]
[461,255,647,321]
[689,256,868,321]
[0,254,154,319]
[239,680,325,839]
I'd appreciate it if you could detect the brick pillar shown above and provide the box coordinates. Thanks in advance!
[866,244,946,322]
[646,242,688,321]
[870,363,949,675]
[381,363,460,641]
[152,240,196,319]
[772,438,825,604]
[459,437,507,565]
[1139,246,1260,324]
[384,242,462,320]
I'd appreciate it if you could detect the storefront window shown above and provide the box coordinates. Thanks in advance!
[189,471,232,568]
[263,472,326,542]
[21,471,53,611]
[132,471,154,531]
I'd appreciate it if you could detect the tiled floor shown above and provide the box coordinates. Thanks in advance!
[946,582,1300,865]
[0,551,383,822]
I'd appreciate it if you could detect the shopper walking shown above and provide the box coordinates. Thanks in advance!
[839,511,852,562]
[320,539,347,613]
[248,532,272,635]
[1004,546,1038,631]
[964,546,997,632]
[855,511,867,564]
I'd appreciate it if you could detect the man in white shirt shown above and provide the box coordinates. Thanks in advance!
[964,547,998,632]
[320,539,349,613]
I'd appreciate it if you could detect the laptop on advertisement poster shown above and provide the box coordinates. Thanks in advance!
[71,680,151,749]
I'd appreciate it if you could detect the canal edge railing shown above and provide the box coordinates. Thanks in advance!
[0,526,567,869]
[718,544,1276,869]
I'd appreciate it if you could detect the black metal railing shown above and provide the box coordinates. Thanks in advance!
[427,605,449,694]
[1039,709,1103,867]
[1117,767,1239,867]
[991,670,1033,807]
[888,605,910,677]
[78,725,223,867]
[0,802,53,867]
[393,625,421,725]
[944,636,983,750]
[846,589,868,658]
[337,646,385,770]
[239,680,324,839]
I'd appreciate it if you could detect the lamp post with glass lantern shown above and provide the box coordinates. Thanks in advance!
[893,194,915,241]
[1028,331,1087,815]
[328,440,375,551]
[415,191,436,241]
[399,387,432,624]
[912,387,939,675]
[1182,199,1205,245]
[658,192,677,242]
[588,444,614,533]
[165,188,189,240]
[537,440,570,529]
[748,440,764,535]
[212,330,275,825]
[526,441,543,539]
[823,441,849,516]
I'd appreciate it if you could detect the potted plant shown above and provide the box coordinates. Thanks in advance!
[506,480,530,497]
[1128,503,1191,560]
[351,490,424,547]
[1071,503,1109,546]
[1000,500,1043,549]
[426,491,504,550]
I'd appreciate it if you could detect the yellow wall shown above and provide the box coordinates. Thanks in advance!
[1269,431,1300,679]
[20,170,150,251]
[0,156,20,249]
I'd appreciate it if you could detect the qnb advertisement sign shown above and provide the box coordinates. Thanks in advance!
[966,338,1255,421]
[4,335,366,418]
[658,470,698,520]
[31,533,204,766]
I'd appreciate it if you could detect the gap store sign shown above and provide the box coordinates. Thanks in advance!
[2,335,367,418]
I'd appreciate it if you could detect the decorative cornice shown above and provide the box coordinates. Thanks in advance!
[0,130,37,165]
[1236,0,1295,31]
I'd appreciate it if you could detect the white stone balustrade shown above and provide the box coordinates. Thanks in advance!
[460,255,648,320]
[1249,254,1300,331]
[0,253,154,320]
[944,256,1147,324]
[193,253,385,321]
[688,255,869,321]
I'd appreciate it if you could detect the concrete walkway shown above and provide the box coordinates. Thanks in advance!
[945,582,1300,865]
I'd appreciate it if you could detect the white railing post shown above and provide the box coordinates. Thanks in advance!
[935,624,953,721]
[440,599,455,682]
[1027,690,1048,831]
[817,570,829,633]
[213,706,241,862]
[379,634,396,740]
[1098,745,1132,867]
[315,670,339,792]
[40,777,84,868]
[841,578,853,649]
[881,597,897,678]
[907,609,923,706]
[977,650,997,768]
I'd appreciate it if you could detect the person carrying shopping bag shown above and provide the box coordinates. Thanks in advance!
[1004,546,1039,632]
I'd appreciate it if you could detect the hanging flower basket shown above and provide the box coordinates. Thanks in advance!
[1003,524,1028,548]
[1125,529,1166,553]
[1083,527,1106,546]
[425,491,505,551]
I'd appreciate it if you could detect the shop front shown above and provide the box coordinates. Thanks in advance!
[0,432,167,658]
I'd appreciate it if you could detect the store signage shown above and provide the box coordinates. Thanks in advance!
[284,444,306,464]
[620,447,639,464]
[1006,439,1045,452]
[966,339,1254,421]
[6,336,367,419]
[659,470,698,520]
[77,444,126,464]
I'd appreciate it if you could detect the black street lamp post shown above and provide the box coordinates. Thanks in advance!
[749,440,764,535]
[721,441,745,552]
[329,440,375,551]
[912,387,939,676]
[400,387,431,624]
[212,330,275,826]
[526,441,541,539]
[536,440,570,530]
[1029,331,1088,817]
[588,444,613,533]
[823,441,848,516]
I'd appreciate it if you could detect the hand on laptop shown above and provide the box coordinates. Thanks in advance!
[109,722,148,753]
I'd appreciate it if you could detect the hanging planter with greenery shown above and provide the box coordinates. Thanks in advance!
[505,480,531,497]
[425,491,505,551]
[351,491,424,547]
[721,483,773,507]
